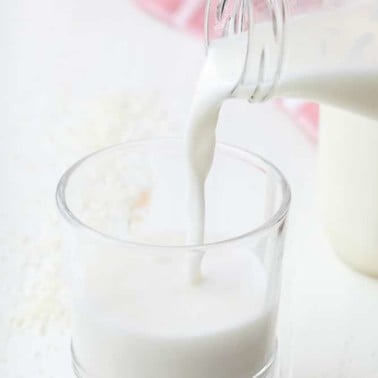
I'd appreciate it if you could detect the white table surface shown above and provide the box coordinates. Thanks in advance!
[1,1,377,377]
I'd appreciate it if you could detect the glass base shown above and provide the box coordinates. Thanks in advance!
[72,341,278,378]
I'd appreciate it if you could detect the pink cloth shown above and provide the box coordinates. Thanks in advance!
[134,0,206,34]
[276,99,319,143]
[133,0,320,141]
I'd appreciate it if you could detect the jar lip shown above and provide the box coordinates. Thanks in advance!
[56,137,291,250]
[205,0,287,102]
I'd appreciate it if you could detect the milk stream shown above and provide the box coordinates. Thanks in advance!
[185,49,237,282]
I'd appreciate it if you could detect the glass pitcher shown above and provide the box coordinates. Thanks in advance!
[205,0,378,118]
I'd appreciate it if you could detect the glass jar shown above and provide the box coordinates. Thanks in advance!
[205,0,378,118]
[206,0,378,276]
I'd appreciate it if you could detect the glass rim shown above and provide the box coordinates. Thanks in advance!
[56,137,291,250]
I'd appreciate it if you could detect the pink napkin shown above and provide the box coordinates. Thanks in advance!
[134,0,206,34]
[133,0,320,141]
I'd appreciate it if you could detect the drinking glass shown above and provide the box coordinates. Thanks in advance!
[56,138,291,378]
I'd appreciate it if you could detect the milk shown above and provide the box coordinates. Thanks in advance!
[72,242,276,378]
[319,106,378,276]
[185,63,232,245]
[277,70,378,119]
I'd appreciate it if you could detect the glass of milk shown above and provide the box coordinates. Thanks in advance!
[319,105,378,276]
[56,138,291,378]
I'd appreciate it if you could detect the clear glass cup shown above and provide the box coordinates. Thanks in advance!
[56,138,291,378]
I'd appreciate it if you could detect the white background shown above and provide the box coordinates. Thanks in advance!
[1,0,378,377]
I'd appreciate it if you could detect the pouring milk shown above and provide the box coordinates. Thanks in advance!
[187,2,378,277]
[71,28,279,378]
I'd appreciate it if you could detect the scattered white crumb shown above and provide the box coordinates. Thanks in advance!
[1,91,171,376]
